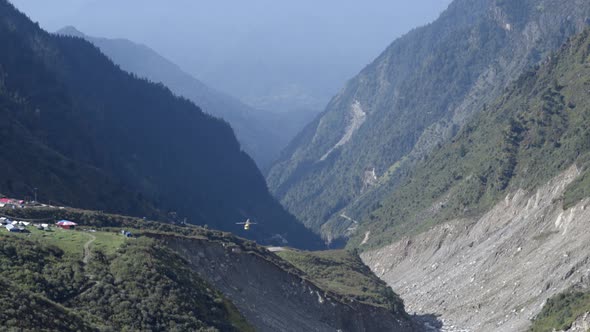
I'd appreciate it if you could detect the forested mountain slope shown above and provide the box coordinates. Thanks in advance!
[352,27,590,248]
[0,206,417,332]
[0,0,321,249]
[0,233,251,331]
[360,27,590,331]
[267,0,590,243]
[56,26,317,170]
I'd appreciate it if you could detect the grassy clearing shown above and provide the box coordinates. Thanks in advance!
[0,226,126,257]
[276,249,405,314]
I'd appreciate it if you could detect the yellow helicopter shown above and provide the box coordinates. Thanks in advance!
[236,218,257,230]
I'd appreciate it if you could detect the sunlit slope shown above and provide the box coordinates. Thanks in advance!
[268,0,590,243]
[351,28,590,249]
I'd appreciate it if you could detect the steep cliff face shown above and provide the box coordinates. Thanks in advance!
[267,0,590,242]
[362,167,590,331]
[165,237,417,332]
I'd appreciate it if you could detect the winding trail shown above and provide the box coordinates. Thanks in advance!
[82,234,96,264]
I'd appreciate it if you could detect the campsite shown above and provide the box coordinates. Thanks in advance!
[1,217,134,258]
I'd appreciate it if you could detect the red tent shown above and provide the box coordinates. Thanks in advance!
[56,220,77,229]
[0,198,23,205]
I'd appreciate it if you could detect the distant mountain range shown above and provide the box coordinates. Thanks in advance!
[56,26,317,170]
[0,0,322,249]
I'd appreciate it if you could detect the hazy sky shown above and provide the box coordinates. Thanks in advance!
[11,0,452,111]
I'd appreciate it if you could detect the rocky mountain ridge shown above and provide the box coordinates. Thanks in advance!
[268,0,590,243]
[356,24,590,332]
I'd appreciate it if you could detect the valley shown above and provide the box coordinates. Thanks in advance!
[4,0,590,331]
[267,3,590,328]
[55,26,317,170]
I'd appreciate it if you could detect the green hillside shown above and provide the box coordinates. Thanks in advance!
[349,28,590,249]
[276,249,405,313]
[529,289,590,332]
[0,204,416,331]
[2,205,406,313]
[0,0,322,249]
[0,229,252,331]
[267,0,590,243]
[0,277,98,332]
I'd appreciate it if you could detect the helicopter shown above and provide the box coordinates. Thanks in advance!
[236,218,257,230]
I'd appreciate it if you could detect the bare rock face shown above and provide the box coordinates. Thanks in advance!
[165,237,417,332]
[362,167,590,331]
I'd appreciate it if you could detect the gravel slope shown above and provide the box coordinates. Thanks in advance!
[362,166,590,331]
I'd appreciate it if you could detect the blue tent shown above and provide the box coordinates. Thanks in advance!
[5,224,18,232]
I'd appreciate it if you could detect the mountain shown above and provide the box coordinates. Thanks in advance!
[359,27,590,331]
[267,0,590,243]
[0,205,418,331]
[56,26,318,170]
[0,0,321,249]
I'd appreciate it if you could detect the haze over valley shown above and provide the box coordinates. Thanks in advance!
[12,0,453,112]
[3,1,590,331]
